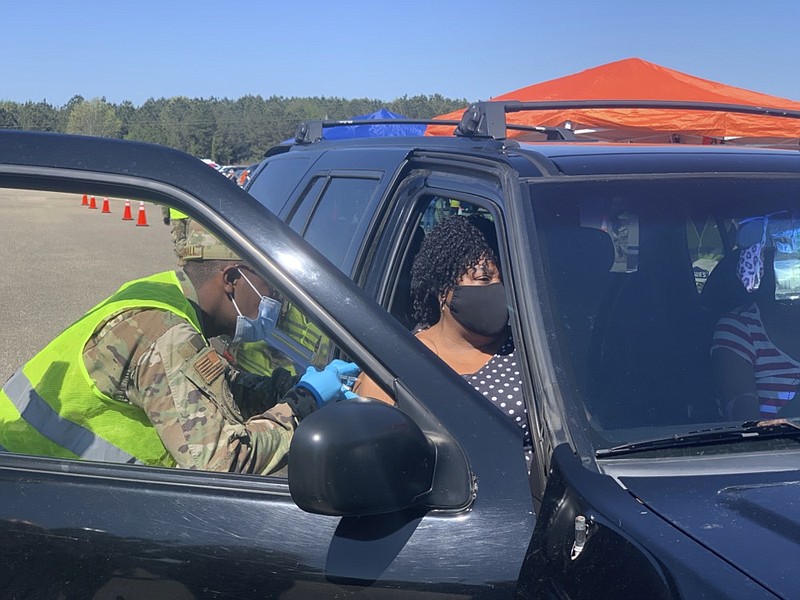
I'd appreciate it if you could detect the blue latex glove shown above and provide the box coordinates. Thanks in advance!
[296,360,360,406]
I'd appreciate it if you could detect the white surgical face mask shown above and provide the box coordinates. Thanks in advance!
[229,271,281,344]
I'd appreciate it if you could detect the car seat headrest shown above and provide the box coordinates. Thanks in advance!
[545,227,615,289]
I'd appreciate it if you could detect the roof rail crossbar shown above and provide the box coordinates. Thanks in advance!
[455,101,576,140]
[292,99,799,145]
[511,100,800,120]
[455,102,512,140]
[454,100,800,141]
[294,118,463,144]
[292,111,579,144]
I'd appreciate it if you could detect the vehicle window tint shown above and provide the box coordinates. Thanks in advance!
[287,176,326,234]
[420,196,492,232]
[247,156,311,214]
[0,191,347,478]
[687,216,735,292]
[302,177,379,268]
[579,205,639,273]
[531,176,800,448]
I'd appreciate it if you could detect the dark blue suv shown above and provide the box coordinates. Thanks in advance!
[1,101,799,598]
[244,102,800,598]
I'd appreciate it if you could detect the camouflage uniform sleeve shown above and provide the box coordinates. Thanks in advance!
[171,218,190,261]
[127,321,299,474]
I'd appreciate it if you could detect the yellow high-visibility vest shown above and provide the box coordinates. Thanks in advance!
[0,271,202,466]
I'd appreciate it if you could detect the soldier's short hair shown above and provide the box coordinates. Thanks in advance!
[183,259,236,286]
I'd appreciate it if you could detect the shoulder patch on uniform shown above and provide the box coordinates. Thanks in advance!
[194,348,225,384]
[177,333,206,361]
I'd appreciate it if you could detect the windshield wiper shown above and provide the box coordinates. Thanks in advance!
[595,418,800,458]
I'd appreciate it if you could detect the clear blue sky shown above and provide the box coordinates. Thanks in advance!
[3,0,799,107]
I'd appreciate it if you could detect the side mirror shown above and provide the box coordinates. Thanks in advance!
[288,397,435,516]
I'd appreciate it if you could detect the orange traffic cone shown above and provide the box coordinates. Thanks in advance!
[136,201,149,227]
[101,197,111,214]
[89,195,97,209]
[122,199,133,221]
[81,194,89,206]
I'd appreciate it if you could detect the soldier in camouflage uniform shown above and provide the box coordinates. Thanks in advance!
[0,226,358,474]
[161,206,192,264]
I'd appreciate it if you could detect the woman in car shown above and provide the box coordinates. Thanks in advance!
[354,214,533,466]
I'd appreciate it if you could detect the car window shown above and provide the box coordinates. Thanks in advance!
[286,176,325,234]
[0,190,351,477]
[530,175,800,451]
[230,299,332,377]
[420,196,493,229]
[687,215,736,292]
[386,194,495,328]
[299,176,380,269]
[246,156,311,214]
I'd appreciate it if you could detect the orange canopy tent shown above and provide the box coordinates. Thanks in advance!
[427,58,800,147]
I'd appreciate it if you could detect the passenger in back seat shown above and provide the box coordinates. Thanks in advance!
[711,215,800,420]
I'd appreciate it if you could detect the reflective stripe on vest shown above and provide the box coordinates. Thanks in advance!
[3,370,139,464]
[0,271,202,466]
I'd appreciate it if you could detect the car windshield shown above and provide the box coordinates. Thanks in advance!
[529,173,800,454]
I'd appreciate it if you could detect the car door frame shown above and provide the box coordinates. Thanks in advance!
[349,153,552,505]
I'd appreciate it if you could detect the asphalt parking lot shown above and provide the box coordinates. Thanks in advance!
[0,189,177,382]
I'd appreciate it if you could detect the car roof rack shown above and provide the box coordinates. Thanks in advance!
[292,115,577,145]
[454,100,800,140]
[292,100,800,146]
[293,119,458,145]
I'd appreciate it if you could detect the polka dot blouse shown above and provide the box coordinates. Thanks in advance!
[465,338,533,466]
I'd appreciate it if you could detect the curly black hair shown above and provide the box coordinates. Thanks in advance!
[410,214,500,327]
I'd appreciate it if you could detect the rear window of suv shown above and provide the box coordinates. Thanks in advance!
[247,156,312,214]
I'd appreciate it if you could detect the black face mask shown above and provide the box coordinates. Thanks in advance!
[448,282,509,337]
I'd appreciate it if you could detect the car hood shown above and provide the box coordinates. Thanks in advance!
[618,467,800,598]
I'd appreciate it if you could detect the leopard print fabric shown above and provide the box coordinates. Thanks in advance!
[738,241,764,292]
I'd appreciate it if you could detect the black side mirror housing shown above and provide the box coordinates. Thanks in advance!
[288,397,436,516]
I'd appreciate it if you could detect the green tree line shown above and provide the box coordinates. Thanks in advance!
[0,94,470,165]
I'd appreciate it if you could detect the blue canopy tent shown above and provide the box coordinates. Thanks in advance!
[322,107,426,139]
[282,108,426,144]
